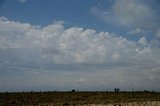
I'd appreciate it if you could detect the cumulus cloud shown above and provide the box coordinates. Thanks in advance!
[0,17,160,91]
[138,37,148,45]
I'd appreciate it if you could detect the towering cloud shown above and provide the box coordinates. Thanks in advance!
[0,17,160,91]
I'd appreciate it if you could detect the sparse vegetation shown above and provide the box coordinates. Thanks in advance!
[0,91,160,106]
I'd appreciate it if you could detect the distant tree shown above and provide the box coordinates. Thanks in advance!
[71,89,76,92]
[30,90,33,93]
[144,90,150,93]
[114,88,120,92]
[152,89,155,93]
[132,88,134,92]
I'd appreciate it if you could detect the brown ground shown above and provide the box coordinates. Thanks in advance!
[0,91,160,106]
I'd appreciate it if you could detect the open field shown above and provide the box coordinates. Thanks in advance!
[0,91,160,106]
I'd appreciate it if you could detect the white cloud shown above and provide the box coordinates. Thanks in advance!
[138,36,148,45]
[91,0,160,36]
[112,0,157,29]
[76,78,85,83]
[0,17,8,21]
[0,17,160,91]
[136,46,152,56]
[19,0,27,3]
[127,28,145,35]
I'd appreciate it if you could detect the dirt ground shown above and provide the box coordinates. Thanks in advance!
[79,101,160,106]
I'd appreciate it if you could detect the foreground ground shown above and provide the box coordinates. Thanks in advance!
[0,91,160,106]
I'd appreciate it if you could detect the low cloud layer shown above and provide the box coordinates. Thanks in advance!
[0,17,160,91]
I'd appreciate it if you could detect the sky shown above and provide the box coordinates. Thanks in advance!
[0,0,160,92]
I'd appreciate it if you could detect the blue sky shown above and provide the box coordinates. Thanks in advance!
[0,0,119,36]
[0,1,107,26]
[1,0,159,39]
[0,0,160,91]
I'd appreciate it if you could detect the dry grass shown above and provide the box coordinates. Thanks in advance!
[0,91,160,106]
